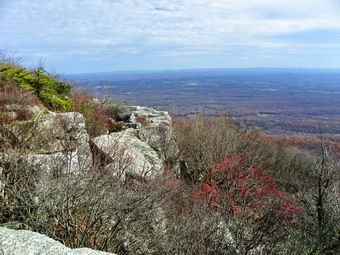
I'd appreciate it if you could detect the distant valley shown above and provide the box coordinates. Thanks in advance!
[66,68,340,155]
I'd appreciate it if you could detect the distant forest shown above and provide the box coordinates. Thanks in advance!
[67,68,340,156]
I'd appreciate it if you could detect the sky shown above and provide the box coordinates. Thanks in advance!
[1,0,340,73]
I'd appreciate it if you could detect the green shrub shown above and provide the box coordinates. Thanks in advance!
[39,93,71,111]
[0,64,72,111]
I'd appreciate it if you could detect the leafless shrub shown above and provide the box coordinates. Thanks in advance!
[70,91,110,137]
[152,173,237,255]
[107,121,125,133]
[0,116,236,254]
[173,115,264,182]
[0,85,40,107]
[0,152,236,254]
[0,155,43,225]
[105,100,131,119]
[174,115,339,254]
[173,115,316,189]
[293,143,340,254]
[0,113,12,125]
[14,109,34,121]
[0,50,21,66]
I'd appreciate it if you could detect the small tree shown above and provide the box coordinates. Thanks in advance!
[295,141,340,254]
[0,64,71,111]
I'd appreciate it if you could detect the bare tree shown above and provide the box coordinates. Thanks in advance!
[295,139,340,254]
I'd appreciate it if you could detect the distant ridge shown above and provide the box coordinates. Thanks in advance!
[65,67,340,78]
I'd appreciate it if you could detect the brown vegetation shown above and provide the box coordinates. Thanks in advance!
[173,114,339,254]
[0,84,40,106]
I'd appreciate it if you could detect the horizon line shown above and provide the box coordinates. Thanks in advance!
[64,67,340,76]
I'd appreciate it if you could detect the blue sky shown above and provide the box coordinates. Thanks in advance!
[1,0,340,73]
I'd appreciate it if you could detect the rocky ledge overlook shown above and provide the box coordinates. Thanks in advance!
[0,103,180,254]
[91,106,180,179]
[1,104,180,180]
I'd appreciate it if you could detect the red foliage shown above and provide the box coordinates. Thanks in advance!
[194,154,297,225]
[71,92,110,136]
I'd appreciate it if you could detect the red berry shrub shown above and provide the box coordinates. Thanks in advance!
[194,154,298,253]
[150,170,237,254]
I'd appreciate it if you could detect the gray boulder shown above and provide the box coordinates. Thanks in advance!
[7,153,91,175]
[132,106,171,125]
[91,132,164,179]
[0,227,116,255]
[1,112,92,174]
[131,107,180,173]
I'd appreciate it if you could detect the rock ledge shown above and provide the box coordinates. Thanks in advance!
[0,227,116,255]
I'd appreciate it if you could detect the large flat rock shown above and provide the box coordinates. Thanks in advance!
[0,227,116,255]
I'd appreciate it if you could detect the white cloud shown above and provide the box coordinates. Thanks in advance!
[1,0,340,71]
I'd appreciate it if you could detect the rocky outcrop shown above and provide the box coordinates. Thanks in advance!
[117,107,180,172]
[91,131,164,179]
[132,107,180,173]
[1,109,92,174]
[6,111,90,154]
[0,104,182,254]
[91,106,180,179]
[0,227,116,255]
[1,104,179,180]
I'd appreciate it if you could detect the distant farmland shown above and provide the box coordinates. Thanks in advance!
[67,68,340,154]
